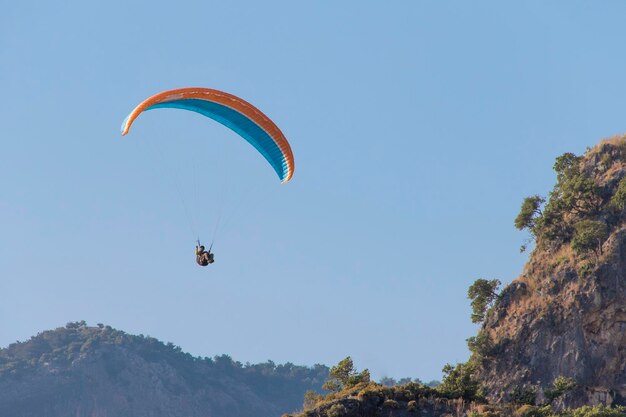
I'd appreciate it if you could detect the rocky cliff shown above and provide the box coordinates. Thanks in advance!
[476,137,626,407]
[287,137,626,417]
[0,322,328,417]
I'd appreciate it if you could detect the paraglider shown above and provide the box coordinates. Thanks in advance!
[121,87,294,182]
[195,241,214,266]
[121,87,295,266]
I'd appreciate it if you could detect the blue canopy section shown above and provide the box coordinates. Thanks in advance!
[147,99,288,181]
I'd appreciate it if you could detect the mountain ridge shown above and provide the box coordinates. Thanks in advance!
[0,321,328,417]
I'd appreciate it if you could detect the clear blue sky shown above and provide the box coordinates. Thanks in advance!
[2,1,626,382]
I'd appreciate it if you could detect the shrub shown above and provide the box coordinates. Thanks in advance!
[571,220,608,258]
[437,362,483,401]
[327,404,347,417]
[577,261,595,279]
[609,177,626,213]
[357,386,384,402]
[513,404,552,417]
[383,399,399,409]
[510,385,537,405]
[552,376,577,392]
[303,390,323,410]
[545,376,577,403]
[467,331,494,359]
[566,405,626,417]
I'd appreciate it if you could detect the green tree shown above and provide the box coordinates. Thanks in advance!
[554,153,581,184]
[526,152,604,248]
[544,376,577,403]
[571,220,608,258]
[533,202,573,246]
[550,152,602,216]
[348,368,370,387]
[322,356,370,392]
[510,385,537,405]
[437,362,483,401]
[468,279,501,324]
[467,331,493,359]
[609,177,626,213]
[515,195,545,234]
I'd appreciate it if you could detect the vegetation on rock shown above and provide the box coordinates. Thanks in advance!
[515,138,626,258]
[289,356,626,417]
[322,356,370,393]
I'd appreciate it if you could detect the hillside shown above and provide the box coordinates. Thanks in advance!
[475,137,626,407]
[0,322,328,417]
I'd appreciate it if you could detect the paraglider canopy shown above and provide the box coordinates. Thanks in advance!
[121,87,295,183]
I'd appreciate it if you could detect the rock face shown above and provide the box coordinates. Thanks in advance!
[0,323,328,417]
[476,138,626,407]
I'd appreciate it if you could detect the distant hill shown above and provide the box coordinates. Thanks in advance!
[0,322,328,417]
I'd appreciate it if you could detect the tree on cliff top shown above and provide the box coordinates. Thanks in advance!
[322,356,370,393]
[514,144,625,254]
